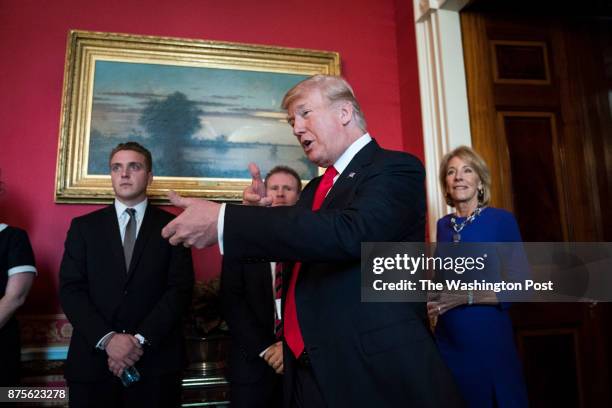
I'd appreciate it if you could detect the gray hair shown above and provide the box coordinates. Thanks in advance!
[281,75,367,131]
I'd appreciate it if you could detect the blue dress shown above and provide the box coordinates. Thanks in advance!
[435,207,529,408]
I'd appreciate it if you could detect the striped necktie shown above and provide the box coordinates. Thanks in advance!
[274,262,283,338]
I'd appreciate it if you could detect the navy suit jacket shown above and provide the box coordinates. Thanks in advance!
[59,204,194,381]
[223,140,464,407]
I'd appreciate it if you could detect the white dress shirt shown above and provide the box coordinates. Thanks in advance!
[114,198,147,243]
[96,198,148,350]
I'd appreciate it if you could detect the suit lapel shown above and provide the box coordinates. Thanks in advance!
[284,180,318,291]
[263,263,273,298]
[283,141,378,295]
[297,177,318,209]
[263,263,274,315]
[321,139,378,210]
[102,205,129,277]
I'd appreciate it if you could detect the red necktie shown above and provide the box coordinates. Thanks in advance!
[284,166,338,357]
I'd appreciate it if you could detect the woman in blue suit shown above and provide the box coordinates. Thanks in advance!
[428,146,529,408]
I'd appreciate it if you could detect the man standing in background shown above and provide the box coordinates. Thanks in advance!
[221,165,302,408]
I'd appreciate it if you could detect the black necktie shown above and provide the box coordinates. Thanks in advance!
[123,208,136,270]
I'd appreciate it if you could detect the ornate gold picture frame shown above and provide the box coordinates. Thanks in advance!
[55,30,340,203]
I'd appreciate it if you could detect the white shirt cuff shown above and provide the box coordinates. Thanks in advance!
[259,345,272,358]
[96,331,116,350]
[218,203,226,255]
[8,265,37,276]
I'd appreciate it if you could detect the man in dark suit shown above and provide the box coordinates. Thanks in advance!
[220,165,302,408]
[162,75,463,407]
[59,142,194,408]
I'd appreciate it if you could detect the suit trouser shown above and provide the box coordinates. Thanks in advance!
[67,371,181,408]
[230,368,282,408]
[291,352,326,408]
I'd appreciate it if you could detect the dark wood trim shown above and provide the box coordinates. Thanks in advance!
[461,11,512,210]
[490,40,551,85]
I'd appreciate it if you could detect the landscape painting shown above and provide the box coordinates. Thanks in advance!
[87,62,316,180]
[55,30,340,203]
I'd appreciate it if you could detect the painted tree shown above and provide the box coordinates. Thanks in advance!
[139,91,203,175]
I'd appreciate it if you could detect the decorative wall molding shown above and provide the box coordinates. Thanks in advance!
[21,346,69,362]
[18,315,69,386]
[18,313,72,347]
[415,0,470,22]
[413,0,472,240]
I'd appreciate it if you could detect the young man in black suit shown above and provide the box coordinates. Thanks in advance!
[162,75,464,408]
[221,165,302,408]
[59,142,194,407]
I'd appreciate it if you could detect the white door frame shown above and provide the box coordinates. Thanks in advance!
[413,0,472,240]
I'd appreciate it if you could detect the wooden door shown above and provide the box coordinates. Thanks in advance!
[460,4,612,407]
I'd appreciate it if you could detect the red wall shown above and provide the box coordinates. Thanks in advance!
[0,0,422,317]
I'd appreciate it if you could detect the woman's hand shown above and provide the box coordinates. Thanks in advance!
[427,291,468,319]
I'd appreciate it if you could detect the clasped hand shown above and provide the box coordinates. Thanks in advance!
[427,291,470,320]
[105,333,143,377]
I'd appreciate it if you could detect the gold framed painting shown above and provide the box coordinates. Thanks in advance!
[55,30,340,203]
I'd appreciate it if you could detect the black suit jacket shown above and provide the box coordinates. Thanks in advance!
[220,258,278,384]
[224,140,463,407]
[59,204,194,382]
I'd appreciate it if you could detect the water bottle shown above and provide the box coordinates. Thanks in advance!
[120,365,141,387]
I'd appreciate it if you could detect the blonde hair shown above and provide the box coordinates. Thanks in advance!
[281,75,367,131]
[439,145,491,207]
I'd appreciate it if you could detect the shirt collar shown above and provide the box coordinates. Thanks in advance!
[114,198,148,220]
[0,223,7,232]
[332,133,372,176]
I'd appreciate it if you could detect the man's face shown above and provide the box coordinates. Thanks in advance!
[287,89,350,168]
[266,172,300,207]
[110,149,152,206]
